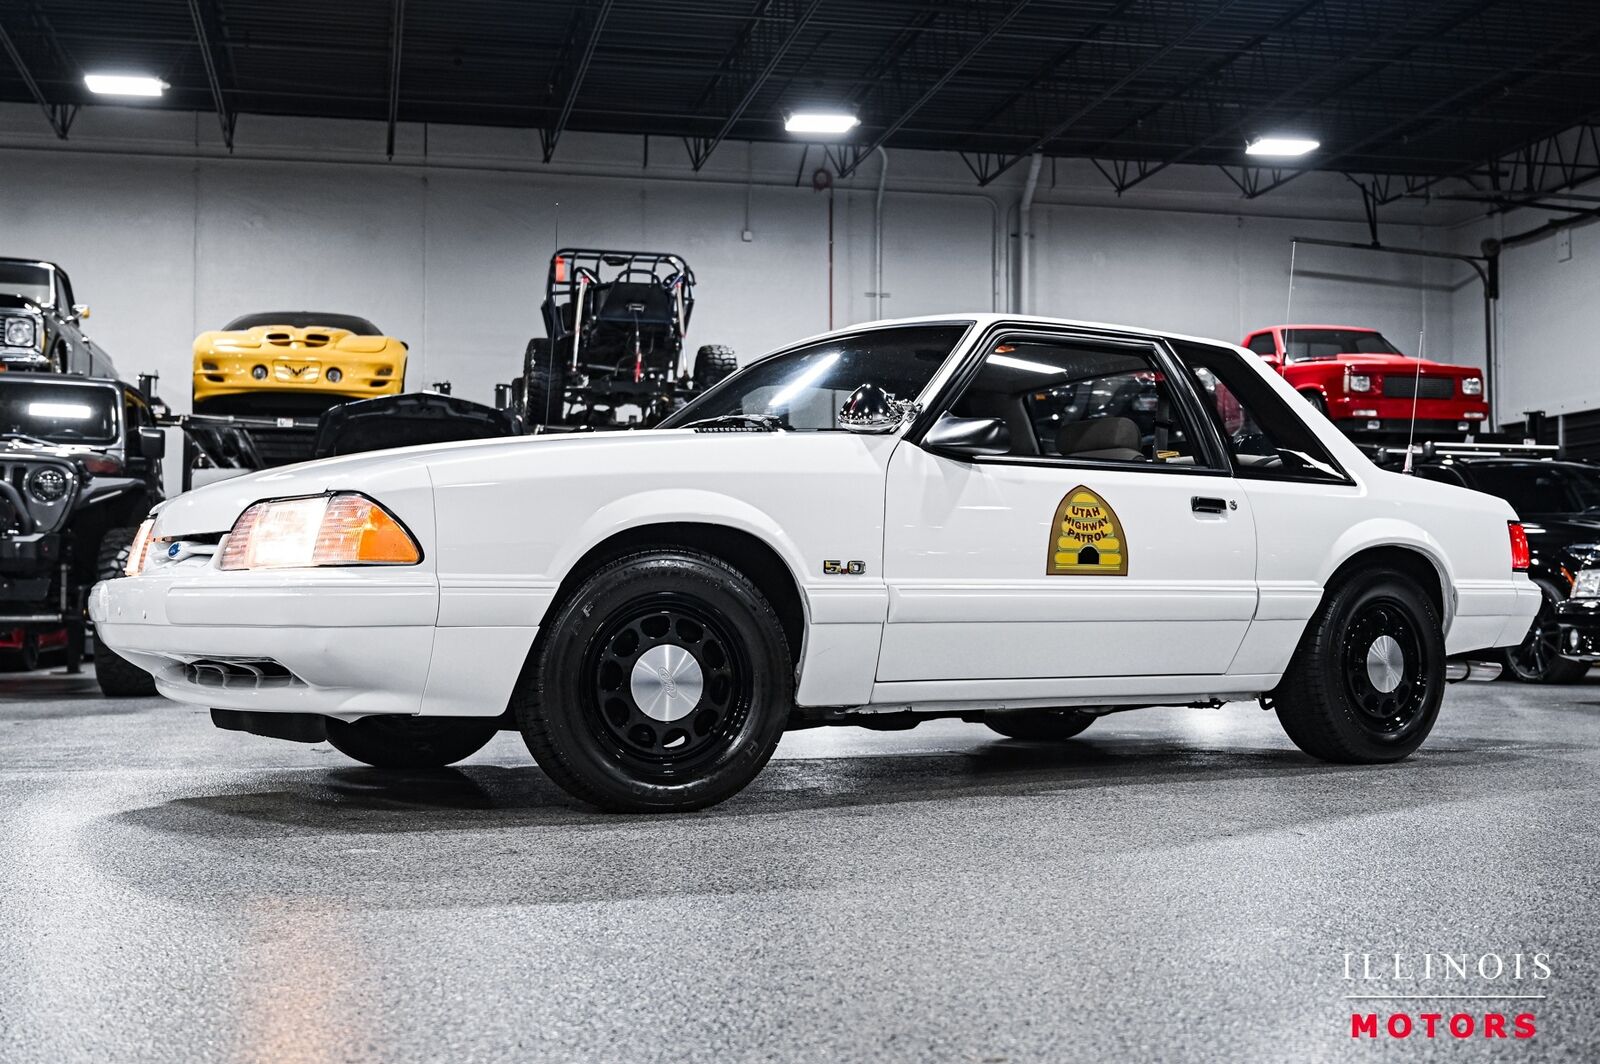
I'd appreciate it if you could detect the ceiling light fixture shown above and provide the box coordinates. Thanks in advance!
[84,74,167,97]
[785,111,859,136]
[1245,135,1319,157]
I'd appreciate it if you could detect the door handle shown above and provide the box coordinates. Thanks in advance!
[1191,496,1228,514]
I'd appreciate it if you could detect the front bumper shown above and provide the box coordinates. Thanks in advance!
[1555,598,1600,661]
[1324,396,1489,434]
[91,562,538,725]
[193,350,404,405]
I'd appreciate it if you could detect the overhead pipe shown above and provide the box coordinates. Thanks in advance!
[1018,152,1042,314]
[874,146,889,321]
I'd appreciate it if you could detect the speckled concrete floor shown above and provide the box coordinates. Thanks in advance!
[1,667,1596,1063]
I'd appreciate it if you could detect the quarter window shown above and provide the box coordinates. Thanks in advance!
[1174,340,1346,482]
[948,337,1211,468]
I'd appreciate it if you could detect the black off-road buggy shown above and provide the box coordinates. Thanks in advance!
[515,249,737,429]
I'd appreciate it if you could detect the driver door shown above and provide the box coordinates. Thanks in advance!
[878,328,1258,689]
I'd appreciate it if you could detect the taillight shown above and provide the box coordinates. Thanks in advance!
[1509,522,1531,572]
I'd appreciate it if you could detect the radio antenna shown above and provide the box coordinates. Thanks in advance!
[1285,240,1298,324]
[1402,313,1426,474]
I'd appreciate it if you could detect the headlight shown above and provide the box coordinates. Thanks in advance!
[1574,569,1600,599]
[1346,372,1373,393]
[1462,377,1483,395]
[251,364,269,380]
[125,518,156,577]
[4,316,35,347]
[24,466,71,503]
[219,493,421,570]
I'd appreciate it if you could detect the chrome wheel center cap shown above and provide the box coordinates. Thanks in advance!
[1365,634,1405,693]
[630,644,704,722]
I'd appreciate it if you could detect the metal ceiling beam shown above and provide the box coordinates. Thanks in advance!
[385,0,405,158]
[835,0,1033,179]
[685,0,822,171]
[976,0,1248,186]
[186,0,236,150]
[541,0,614,163]
[0,15,74,139]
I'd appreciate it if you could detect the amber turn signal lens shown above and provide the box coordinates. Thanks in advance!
[313,495,420,565]
[125,518,156,576]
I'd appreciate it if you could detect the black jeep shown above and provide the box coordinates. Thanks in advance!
[0,373,165,694]
[517,249,736,429]
[0,258,119,376]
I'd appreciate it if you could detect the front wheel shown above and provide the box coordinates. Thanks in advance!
[1272,568,1444,763]
[984,709,1097,740]
[324,715,500,769]
[1300,390,1328,415]
[516,550,792,812]
[1501,580,1590,684]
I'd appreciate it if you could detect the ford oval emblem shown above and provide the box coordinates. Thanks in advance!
[167,542,182,558]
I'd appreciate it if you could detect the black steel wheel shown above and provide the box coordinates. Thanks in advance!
[984,709,1097,740]
[516,550,791,812]
[1273,568,1444,763]
[1501,580,1589,684]
[324,715,500,769]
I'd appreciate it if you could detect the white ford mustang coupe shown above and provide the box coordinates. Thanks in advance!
[93,315,1539,811]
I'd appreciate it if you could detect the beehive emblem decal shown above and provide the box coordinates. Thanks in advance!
[1047,486,1128,576]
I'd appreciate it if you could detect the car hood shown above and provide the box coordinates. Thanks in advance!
[152,429,706,535]
[1291,353,1481,376]
[0,294,46,315]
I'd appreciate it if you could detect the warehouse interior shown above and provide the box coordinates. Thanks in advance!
[3,2,1599,1061]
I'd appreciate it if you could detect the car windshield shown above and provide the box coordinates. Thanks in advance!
[0,379,119,444]
[1467,463,1600,517]
[1282,329,1404,361]
[0,261,53,307]
[223,312,382,334]
[660,324,971,431]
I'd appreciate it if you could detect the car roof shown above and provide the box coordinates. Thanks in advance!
[0,257,59,270]
[1257,324,1380,332]
[797,313,1250,357]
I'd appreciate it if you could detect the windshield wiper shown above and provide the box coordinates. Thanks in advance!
[680,413,786,432]
[0,431,58,447]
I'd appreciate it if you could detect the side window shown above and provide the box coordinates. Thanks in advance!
[949,336,1212,468]
[53,271,75,315]
[1244,332,1277,357]
[1173,340,1348,482]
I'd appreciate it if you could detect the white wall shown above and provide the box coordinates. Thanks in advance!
[1,102,1473,413]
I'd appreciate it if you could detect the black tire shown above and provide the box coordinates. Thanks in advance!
[1272,568,1444,764]
[1301,390,1328,414]
[324,715,501,769]
[692,345,738,390]
[0,633,40,673]
[516,550,792,812]
[523,339,565,427]
[94,527,159,697]
[1501,579,1590,684]
[984,709,1097,740]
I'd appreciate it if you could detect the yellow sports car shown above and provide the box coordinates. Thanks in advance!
[193,311,407,414]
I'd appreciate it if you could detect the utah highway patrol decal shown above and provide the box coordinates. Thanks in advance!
[1047,486,1128,576]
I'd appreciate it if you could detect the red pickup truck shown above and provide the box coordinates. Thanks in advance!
[1241,325,1488,436]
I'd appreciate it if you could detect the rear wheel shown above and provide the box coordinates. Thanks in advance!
[522,339,565,427]
[94,527,158,697]
[984,709,1097,740]
[516,550,792,812]
[1272,568,1444,763]
[1501,579,1590,684]
[324,715,500,769]
[692,345,738,391]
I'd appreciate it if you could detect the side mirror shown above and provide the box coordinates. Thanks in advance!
[136,426,166,461]
[922,412,1010,458]
[72,304,90,320]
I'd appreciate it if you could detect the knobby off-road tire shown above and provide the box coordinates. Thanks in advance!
[93,527,159,697]
[516,550,792,813]
[692,345,738,390]
[522,339,565,427]
[984,709,1097,740]
[1272,568,1445,764]
[324,715,501,769]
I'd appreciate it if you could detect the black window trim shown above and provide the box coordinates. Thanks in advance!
[905,321,1235,478]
